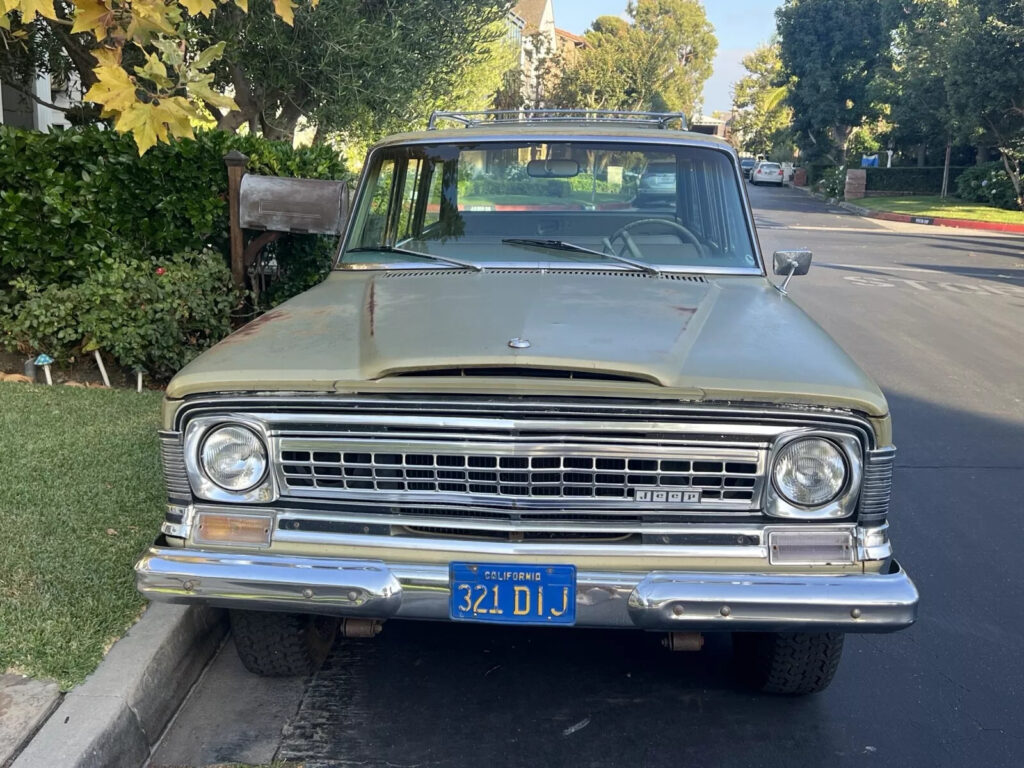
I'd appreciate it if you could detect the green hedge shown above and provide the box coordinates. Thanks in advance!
[864,166,969,194]
[0,126,349,378]
[955,162,1019,210]
[0,126,349,294]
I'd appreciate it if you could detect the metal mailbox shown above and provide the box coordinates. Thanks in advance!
[239,174,349,235]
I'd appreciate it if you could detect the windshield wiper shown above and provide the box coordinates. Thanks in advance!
[346,245,485,272]
[501,238,661,275]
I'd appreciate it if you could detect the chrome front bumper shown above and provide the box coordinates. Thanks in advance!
[135,546,919,633]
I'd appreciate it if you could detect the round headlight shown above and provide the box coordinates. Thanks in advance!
[200,425,267,492]
[772,438,846,507]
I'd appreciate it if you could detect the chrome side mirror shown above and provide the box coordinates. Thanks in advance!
[773,249,812,293]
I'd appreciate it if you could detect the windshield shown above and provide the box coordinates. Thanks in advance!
[341,141,757,272]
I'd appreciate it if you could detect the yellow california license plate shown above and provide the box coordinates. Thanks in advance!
[449,563,576,625]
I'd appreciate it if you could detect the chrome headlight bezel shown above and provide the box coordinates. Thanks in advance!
[764,431,863,519]
[183,417,277,503]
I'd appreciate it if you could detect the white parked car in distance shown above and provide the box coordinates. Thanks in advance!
[751,161,785,186]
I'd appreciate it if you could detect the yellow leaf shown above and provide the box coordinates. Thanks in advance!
[126,0,179,39]
[135,51,173,88]
[191,39,225,70]
[14,0,58,21]
[272,0,294,25]
[159,95,198,136]
[189,74,237,110]
[179,0,215,17]
[310,0,318,7]
[0,13,9,29]
[71,0,115,39]
[83,64,138,113]
[114,101,168,155]
[232,0,246,11]
[91,45,121,68]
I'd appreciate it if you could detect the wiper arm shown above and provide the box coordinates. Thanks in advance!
[346,245,485,272]
[501,238,661,275]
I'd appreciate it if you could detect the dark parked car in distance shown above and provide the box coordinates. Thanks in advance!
[740,157,756,178]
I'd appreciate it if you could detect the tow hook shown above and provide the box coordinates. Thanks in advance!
[341,618,384,638]
[662,632,704,651]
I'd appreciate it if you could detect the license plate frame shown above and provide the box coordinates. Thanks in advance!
[449,562,576,626]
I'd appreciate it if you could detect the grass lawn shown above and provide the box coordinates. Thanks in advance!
[855,195,1024,225]
[0,382,165,689]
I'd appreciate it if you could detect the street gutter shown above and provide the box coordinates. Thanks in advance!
[11,604,227,768]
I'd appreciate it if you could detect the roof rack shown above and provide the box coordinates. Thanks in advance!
[427,109,688,131]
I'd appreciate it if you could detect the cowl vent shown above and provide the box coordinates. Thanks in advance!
[379,269,707,282]
[389,366,654,383]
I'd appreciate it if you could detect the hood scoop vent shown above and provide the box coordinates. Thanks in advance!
[381,269,707,283]
[388,366,655,383]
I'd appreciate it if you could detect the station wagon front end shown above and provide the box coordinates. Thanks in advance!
[136,110,918,694]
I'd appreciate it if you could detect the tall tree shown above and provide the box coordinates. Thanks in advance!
[945,0,1024,209]
[872,0,958,167]
[776,0,891,163]
[550,0,716,117]
[730,43,793,157]
[201,0,513,142]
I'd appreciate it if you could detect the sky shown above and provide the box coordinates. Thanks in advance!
[556,0,782,116]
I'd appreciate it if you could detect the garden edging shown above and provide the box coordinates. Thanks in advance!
[12,603,227,768]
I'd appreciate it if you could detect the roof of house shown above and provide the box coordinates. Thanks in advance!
[555,27,587,46]
[513,0,549,34]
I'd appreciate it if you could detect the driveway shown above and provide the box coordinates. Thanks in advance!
[150,183,1024,768]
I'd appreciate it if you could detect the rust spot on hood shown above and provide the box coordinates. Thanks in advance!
[366,278,377,337]
[220,309,292,345]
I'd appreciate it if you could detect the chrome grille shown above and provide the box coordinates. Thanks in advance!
[158,431,192,504]
[276,439,764,510]
[858,446,895,524]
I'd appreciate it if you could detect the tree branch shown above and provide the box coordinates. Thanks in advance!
[0,78,75,113]
[43,16,98,91]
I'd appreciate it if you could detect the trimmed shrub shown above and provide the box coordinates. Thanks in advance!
[0,126,349,378]
[863,166,969,195]
[955,163,1019,210]
[1,249,238,379]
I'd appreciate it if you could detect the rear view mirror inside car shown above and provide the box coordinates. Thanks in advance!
[527,159,580,178]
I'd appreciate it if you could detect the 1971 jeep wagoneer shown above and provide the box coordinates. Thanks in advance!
[136,110,919,695]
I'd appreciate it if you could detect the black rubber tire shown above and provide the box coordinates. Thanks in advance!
[733,632,844,695]
[230,610,339,677]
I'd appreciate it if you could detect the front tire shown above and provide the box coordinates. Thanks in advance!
[230,610,339,677]
[733,632,844,695]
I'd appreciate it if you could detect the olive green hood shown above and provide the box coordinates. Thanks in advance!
[166,270,888,416]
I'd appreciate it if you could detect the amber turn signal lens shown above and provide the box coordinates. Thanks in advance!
[195,512,272,546]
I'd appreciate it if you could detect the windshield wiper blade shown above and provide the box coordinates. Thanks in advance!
[501,238,660,275]
[347,245,485,272]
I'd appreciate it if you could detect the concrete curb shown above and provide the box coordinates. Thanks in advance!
[839,201,1024,233]
[12,604,227,768]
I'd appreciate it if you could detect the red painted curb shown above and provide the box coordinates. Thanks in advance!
[863,209,1024,234]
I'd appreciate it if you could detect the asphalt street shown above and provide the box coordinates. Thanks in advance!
[149,184,1024,768]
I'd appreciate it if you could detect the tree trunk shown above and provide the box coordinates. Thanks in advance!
[262,101,303,143]
[976,143,990,165]
[941,139,952,198]
[916,143,927,168]
[999,150,1024,212]
[834,124,851,166]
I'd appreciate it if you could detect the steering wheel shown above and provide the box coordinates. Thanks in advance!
[605,218,707,261]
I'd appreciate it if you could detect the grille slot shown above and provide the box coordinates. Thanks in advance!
[159,431,192,504]
[858,446,896,524]
[278,441,762,507]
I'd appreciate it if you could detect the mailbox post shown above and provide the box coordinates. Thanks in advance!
[224,150,249,289]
